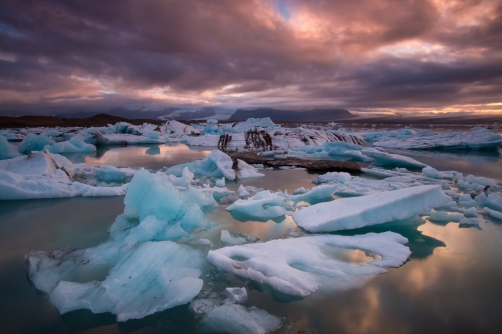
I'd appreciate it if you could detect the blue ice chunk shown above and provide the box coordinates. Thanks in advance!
[17,133,53,154]
[0,135,21,160]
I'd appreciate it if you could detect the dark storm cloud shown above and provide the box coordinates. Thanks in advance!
[0,0,501,115]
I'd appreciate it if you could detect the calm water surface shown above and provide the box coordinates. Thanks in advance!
[1,143,502,333]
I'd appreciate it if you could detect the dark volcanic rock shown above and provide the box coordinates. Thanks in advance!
[229,152,364,172]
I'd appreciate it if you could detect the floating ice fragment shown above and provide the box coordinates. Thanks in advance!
[422,166,442,179]
[459,217,481,225]
[428,211,462,222]
[96,165,135,183]
[463,207,479,218]
[226,287,248,303]
[220,230,258,246]
[482,207,502,221]
[166,150,263,180]
[45,134,96,153]
[458,194,477,208]
[208,232,410,297]
[226,191,286,220]
[47,241,204,322]
[198,304,281,334]
[293,185,450,232]
[237,185,250,198]
[215,177,226,187]
[17,133,53,154]
[361,148,427,168]
[0,135,21,160]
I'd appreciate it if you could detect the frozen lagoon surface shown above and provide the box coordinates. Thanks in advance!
[1,141,502,333]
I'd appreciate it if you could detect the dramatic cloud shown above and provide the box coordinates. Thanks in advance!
[0,0,501,115]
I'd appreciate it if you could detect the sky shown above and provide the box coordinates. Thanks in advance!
[0,0,501,116]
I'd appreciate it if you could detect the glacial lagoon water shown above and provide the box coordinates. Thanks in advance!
[1,143,502,333]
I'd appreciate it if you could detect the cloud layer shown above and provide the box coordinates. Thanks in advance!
[0,0,501,115]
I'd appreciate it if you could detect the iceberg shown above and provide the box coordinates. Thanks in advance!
[165,150,263,181]
[428,211,463,222]
[422,166,442,179]
[0,135,21,160]
[208,232,410,297]
[198,304,281,334]
[0,151,128,200]
[482,207,502,221]
[220,230,258,246]
[361,148,427,168]
[48,241,204,322]
[44,134,96,154]
[293,185,450,232]
[17,133,54,154]
[26,169,211,321]
[226,191,287,220]
[94,131,163,146]
[96,165,135,183]
[161,120,201,139]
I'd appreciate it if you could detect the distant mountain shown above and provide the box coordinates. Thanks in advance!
[228,108,355,122]
[56,107,177,120]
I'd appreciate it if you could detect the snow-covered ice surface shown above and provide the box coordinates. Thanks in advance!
[0,151,128,200]
[293,185,450,232]
[165,149,263,180]
[208,232,410,297]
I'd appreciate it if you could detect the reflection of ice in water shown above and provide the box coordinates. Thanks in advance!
[84,143,211,169]
[320,246,381,264]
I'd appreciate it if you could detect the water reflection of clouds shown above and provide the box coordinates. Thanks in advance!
[84,144,211,169]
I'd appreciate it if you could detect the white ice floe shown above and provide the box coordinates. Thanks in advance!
[96,165,136,183]
[44,134,96,154]
[0,151,128,200]
[220,230,258,246]
[208,232,410,297]
[482,207,502,221]
[463,207,479,218]
[422,166,443,179]
[26,169,213,321]
[312,171,435,197]
[237,185,251,198]
[198,304,281,334]
[360,148,427,168]
[165,150,263,180]
[0,135,21,160]
[475,192,502,210]
[293,185,450,232]
[161,120,201,139]
[17,133,54,154]
[225,287,248,303]
[94,132,163,146]
[226,190,287,220]
[368,128,502,150]
[428,211,463,222]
